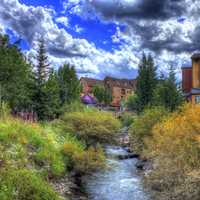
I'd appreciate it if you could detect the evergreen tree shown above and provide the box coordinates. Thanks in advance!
[135,53,157,112]
[42,70,61,120]
[35,39,49,86]
[153,66,183,111]
[33,39,51,120]
[0,34,33,112]
[57,64,81,105]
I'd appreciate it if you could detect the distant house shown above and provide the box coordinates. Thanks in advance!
[80,77,104,96]
[80,76,137,107]
[182,53,200,104]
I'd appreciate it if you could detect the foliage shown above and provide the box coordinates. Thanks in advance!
[120,112,135,127]
[0,34,33,111]
[42,70,61,120]
[57,64,81,105]
[92,85,112,105]
[152,66,183,111]
[61,109,121,145]
[135,53,157,112]
[62,143,105,173]
[0,115,108,199]
[0,169,61,200]
[126,94,139,111]
[143,104,200,199]
[0,118,65,177]
[33,39,52,120]
[129,106,167,153]
[62,101,86,113]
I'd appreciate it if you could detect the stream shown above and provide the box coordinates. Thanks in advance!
[83,145,151,200]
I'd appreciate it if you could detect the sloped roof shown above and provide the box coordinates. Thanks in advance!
[80,77,104,86]
[191,53,200,60]
[104,76,137,89]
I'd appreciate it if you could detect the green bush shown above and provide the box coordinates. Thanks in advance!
[120,112,135,127]
[129,106,167,153]
[61,135,105,173]
[0,169,62,200]
[61,109,121,145]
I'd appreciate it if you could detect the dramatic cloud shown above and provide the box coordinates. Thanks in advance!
[1,0,200,79]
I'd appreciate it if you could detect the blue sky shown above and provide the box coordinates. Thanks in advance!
[18,0,123,52]
[0,0,199,79]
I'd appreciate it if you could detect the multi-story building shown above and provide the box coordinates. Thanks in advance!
[80,76,137,107]
[182,53,200,104]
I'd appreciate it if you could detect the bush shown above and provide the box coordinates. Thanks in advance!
[144,104,200,200]
[61,109,121,145]
[129,106,167,153]
[0,169,62,200]
[72,146,105,173]
[62,101,86,113]
[62,137,105,173]
[120,112,135,127]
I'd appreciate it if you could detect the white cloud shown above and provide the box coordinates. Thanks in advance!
[55,16,69,27]
[74,24,84,33]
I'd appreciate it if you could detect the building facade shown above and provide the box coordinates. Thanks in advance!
[182,53,200,104]
[80,76,137,107]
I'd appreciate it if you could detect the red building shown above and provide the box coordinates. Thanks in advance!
[182,53,200,104]
[80,76,137,107]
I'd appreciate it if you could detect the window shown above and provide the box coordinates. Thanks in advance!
[195,96,200,104]
[121,88,126,95]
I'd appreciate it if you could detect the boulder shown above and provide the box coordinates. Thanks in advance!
[117,153,140,160]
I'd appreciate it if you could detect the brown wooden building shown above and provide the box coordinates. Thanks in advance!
[182,53,200,104]
[80,76,137,107]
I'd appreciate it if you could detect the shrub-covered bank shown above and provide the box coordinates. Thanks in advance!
[0,108,120,200]
[129,104,200,200]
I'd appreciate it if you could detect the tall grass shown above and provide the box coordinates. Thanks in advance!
[0,106,120,199]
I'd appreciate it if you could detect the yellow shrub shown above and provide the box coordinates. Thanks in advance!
[144,104,200,200]
[146,104,200,168]
[73,146,106,173]
[129,107,167,153]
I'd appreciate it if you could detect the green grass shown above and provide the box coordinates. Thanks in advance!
[0,108,119,199]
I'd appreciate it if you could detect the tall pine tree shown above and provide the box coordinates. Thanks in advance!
[152,66,183,111]
[33,39,50,120]
[57,64,81,105]
[0,34,33,112]
[135,53,157,112]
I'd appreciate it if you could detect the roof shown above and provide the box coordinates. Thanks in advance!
[80,77,104,86]
[104,76,137,89]
[182,66,192,69]
[191,53,200,60]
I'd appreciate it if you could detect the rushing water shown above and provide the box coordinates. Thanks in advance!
[84,146,150,200]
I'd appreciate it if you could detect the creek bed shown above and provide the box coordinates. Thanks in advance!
[83,145,151,200]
